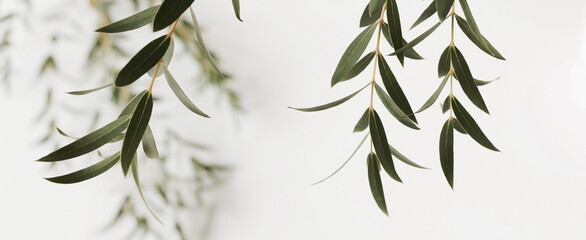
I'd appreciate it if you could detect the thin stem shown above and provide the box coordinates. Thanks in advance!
[369,4,387,152]
[148,19,179,93]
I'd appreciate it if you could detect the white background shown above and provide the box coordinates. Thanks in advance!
[1,0,586,239]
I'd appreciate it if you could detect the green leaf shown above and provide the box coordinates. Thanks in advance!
[162,64,210,118]
[153,0,194,31]
[475,77,499,86]
[312,133,369,185]
[231,0,243,21]
[435,0,454,20]
[289,84,369,112]
[131,155,163,224]
[374,84,419,130]
[189,7,223,76]
[458,0,485,48]
[415,74,449,113]
[450,46,489,113]
[410,1,436,29]
[119,91,148,117]
[353,109,370,133]
[342,52,375,82]
[37,115,131,162]
[451,97,499,151]
[438,46,451,77]
[389,144,427,169]
[441,95,450,113]
[331,24,377,86]
[367,152,388,215]
[360,4,381,27]
[115,35,171,87]
[66,84,112,96]
[45,152,121,184]
[455,15,505,60]
[369,0,385,16]
[439,118,454,189]
[386,0,404,65]
[378,55,417,123]
[382,23,424,60]
[148,37,174,77]
[453,118,467,134]
[389,21,442,56]
[142,125,159,160]
[95,5,160,33]
[121,92,153,175]
[369,109,402,183]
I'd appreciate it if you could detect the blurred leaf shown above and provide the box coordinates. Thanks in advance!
[386,0,404,64]
[66,84,112,95]
[148,38,174,77]
[96,5,160,33]
[115,35,171,87]
[313,133,369,185]
[360,4,381,27]
[415,74,448,113]
[121,92,153,175]
[435,0,454,20]
[439,118,454,189]
[162,63,210,118]
[289,84,369,112]
[37,115,131,162]
[342,51,375,82]
[367,152,388,215]
[382,23,423,60]
[410,1,436,29]
[438,46,451,77]
[231,0,243,21]
[142,125,159,159]
[153,0,195,31]
[131,155,163,223]
[189,7,223,76]
[389,144,427,169]
[374,84,419,130]
[331,24,377,86]
[389,21,442,56]
[353,109,370,133]
[378,55,416,123]
[451,97,499,151]
[369,109,402,182]
[455,15,505,60]
[45,152,120,184]
[450,46,489,113]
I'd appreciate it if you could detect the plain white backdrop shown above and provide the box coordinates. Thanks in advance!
[1,0,586,239]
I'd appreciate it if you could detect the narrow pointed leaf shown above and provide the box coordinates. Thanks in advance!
[369,0,385,16]
[66,84,112,95]
[119,91,148,117]
[360,4,381,27]
[162,64,210,118]
[410,1,437,29]
[45,152,121,184]
[121,92,153,175]
[475,77,499,86]
[374,84,419,130]
[342,52,375,82]
[131,155,163,224]
[451,97,499,151]
[435,0,454,20]
[142,125,159,160]
[37,115,131,162]
[441,96,450,113]
[231,0,243,21]
[387,0,404,64]
[96,5,160,33]
[378,55,417,123]
[367,152,388,215]
[439,118,454,188]
[189,7,223,76]
[451,46,489,113]
[313,133,369,185]
[389,144,427,169]
[369,109,402,182]
[153,0,195,31]
[455,15,505,60]
[453,118,467,134]
[389,21,442,56]
[415,74,449,113]
[115,35,171,87]
[289,84,368,112]
[458,0,485,47]
[148,38,174,77]
[353,109,370,133]
[331,24,377,86]
[382,23,424,60]
[438,46,451,77]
